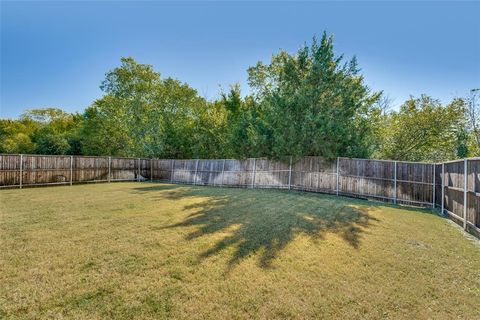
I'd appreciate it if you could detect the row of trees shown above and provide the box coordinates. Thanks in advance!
[1,34,477,162]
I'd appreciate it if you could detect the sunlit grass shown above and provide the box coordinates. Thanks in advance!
[1,182,479,319]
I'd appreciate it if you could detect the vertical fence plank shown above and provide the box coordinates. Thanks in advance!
[137,158,140,182]
[432,163,435,209]
[472,159,479,231]
[108,157,111,183]
[252,158,256,188]
[70,156,73,186]
[19,154,23,189]
[464,158,468,230]
[171,160,174,183]
[288,156,292,190]
[221,159,226,187]
[441,163,445,215]
[394,161,397,205]
[151,159,153,181]
[336,157,339,196]
[194,159,199,185]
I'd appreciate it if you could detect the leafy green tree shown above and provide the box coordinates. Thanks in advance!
[374,95,466,162]
[1,44,470,163]
[189,99,228,159]
[465,90,480,156]
[0,119,37,153]
[21,108,81,155]
[218,85,267,158]
[81,57,227,158]
[1,108,81,155]
[80,96,134,156]
[247,33,380,160]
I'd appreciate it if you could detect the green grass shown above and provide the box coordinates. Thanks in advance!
[1,182,479,319]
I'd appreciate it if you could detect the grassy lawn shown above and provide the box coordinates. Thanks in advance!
[1,182,479,319]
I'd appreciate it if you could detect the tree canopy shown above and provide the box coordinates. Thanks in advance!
[0,108,81,155]
[1,34,476,161]
[373,95,467,162]
[247,34,380,160]
[80,57,227,158]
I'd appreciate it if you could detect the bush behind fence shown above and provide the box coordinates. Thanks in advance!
[1,154,478,237]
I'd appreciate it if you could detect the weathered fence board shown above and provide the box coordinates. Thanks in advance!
[467,159,480,234]
[338,158,395,202]
[0,154,152,187]
[0,155,21,187]
[292,157,336,193]
[434,163,443,209]
[1,153,478,237]
[443,160,466,223]
[151,159,172,181]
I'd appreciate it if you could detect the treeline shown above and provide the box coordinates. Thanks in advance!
[1,34,477,162]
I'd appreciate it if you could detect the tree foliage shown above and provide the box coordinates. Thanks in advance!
[374,95,467,162]
[247,33,381,160]
[0,108,81,155]
[0,119,37,154]
[466,90,480,156]
[0,34,474,162]
[80,57,227,158]
[219,84,265,158]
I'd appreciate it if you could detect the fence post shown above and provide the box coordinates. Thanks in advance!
[463,158,468,230]
[441,162,445,215]
[221,159,226,187]
[170,159,175,183]
[150,159,153,182]
[19,154,23,189]
[432,163,435,209]
[394,161,397,205]
[137,158,141,182]
[336,157,340,196]
[288,156,293,190]
[70,156,73,186]
[108,157,111,183]
[251,158,256,188]
[194,159,199,185]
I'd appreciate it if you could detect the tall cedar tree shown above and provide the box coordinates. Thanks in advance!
[247,33,380,160]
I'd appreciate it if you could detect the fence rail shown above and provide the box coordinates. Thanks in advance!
[1,154,478,237]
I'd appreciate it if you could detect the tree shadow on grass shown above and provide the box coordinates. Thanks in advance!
[133,184,381,269]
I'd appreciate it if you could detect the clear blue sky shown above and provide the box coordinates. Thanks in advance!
[1,1,479,119]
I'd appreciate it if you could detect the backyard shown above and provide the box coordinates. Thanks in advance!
[1,182,479,319]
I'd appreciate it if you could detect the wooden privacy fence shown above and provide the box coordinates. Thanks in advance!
[1,154,479,237]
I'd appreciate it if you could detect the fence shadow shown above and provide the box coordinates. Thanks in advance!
[133,184,381,269]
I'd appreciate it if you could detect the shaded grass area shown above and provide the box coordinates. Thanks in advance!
[1,182,479,319]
